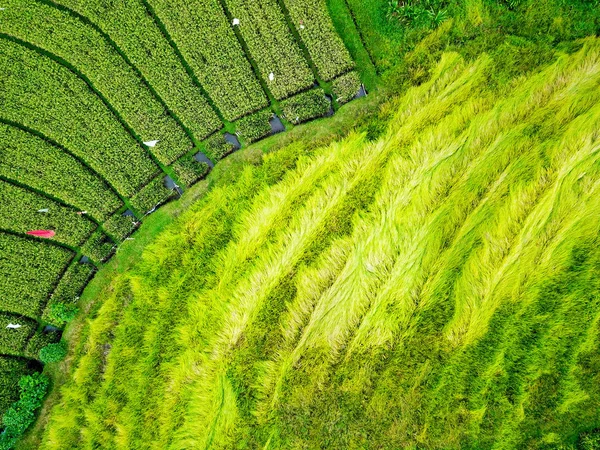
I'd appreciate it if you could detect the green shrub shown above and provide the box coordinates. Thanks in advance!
[0,357,31,417]
[235,110,273,143]
[280,89,331,124]
[39,341,67,364]
[0,372,48,449]
[45,302,78,327]
[24,331,60,360]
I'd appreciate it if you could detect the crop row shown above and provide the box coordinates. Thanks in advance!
[224,0,314,100]
[281,0,354,81]
[0,182,96,247]
[0,39,158,197]
[43,262,95,325]
[0,356,32,415]
[81,231,116,263]
[0,313,37,357]
[0,0,192,165]
[55,0,222,140]
[331,71,362,104]
[130,176,176,214]
[0,233,73,319]
[280,88,331,124]
[0,126,122,221]
[147,0,268,121]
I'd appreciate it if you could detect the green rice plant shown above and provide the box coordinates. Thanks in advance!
[0,40,158,197]
[280,88,331,124]
[0,357,32,417]
[0,0,193,164]
[103,213,137,242]
[129,176,175,214]
[146,0,268,121]
[81,231,115,263]
[224,0,314,99]
[0,126,121,221]
[331,71,362,104]
[235,109,274,143]
[204,133,237,161]
[42,262,94,325]
[0,182,96,247]
[0,314,38,357]
[171,157,210,187]
[282,0,354,80]
[53,0,222,141]
[0,233,73,319]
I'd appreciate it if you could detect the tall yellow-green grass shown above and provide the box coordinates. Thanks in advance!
[40,40,600,449]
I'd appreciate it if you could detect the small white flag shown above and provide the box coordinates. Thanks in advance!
[143,140,159,147]
[300,24,305,30]
[37,208,49,213]
[232,18,240,25]
[6,323,21,329]
[269,72,275,81]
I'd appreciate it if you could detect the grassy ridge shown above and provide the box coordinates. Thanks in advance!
[39,42,600,448]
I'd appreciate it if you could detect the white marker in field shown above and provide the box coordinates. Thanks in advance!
[232,18,240,26]
[37,208,49,213]
[269,72,275,81]
[6,323,21,329]
[143,140,159,147]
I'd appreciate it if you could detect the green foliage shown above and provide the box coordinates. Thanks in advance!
[103,212,137,242]
[172,158,210,186]
[235,110,274,143]
[0,126,121,221]
[224,0,314,99]
[129,177,175,214]
[0,0,192,165]
[0,233,73,318]
[0,39,158,197]
[280,88,331,124]
[39,342,67,364]
[24,331,60,360]
[0,182,96,247]
[0,357,31,417]
[44,303,78,327]
[282,0,354,80]
[0,314,38,357]
[146,0,268,121]
[580,430,600,450]
[387,0,449,28]
[0,373,48,449]
[204,134,237,162]
[40,46,600,449]
[54,0,221,141]
[331,71,362,104]
[81,231,115,263]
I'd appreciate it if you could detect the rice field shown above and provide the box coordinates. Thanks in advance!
[39,41,600,449]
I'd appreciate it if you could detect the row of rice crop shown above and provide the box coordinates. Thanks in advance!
[0,0,193,165]
[224,0,314,99]
[0,182,96,247]
[281,0,354,80]
[0,356,34,416]
[0,313,38,357]
[0,126,122,221]
[53,0,222,141]
[0,233,73,319]
[147,0,268,121]
[0,39,158,197]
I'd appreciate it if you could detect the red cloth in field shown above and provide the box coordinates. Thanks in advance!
[26,230,55,239]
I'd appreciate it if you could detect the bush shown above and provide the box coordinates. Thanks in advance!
[24,330,60,360]
[45,302,78,326]
[39,341,67,364]
[579,429,600,450]
[235,110,273,143]
[0,373,49,449]
[280,89,331,124]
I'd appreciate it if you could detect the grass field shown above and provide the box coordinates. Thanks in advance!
[34,41,600,448]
